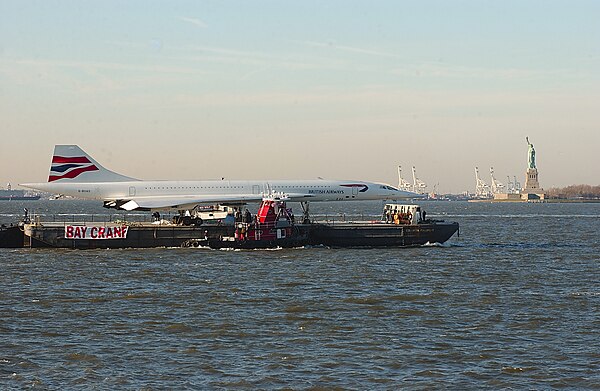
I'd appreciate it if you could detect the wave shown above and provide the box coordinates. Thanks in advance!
[422,241,451,248]
[440,214,600,218]
[217,246,285,252]
[467,242,588,249]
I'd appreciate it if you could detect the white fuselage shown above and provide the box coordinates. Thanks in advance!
[30,178,410,207]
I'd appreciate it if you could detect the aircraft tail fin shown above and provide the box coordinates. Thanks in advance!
[48,145,137,183]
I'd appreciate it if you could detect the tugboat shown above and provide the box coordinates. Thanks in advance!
[206,195,310,249]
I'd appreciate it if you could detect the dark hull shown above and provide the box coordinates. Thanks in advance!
[24,225,231,249]
[0,225,24,248]
[13,221,459,249]
[207,222,459,249]
[309,222,459,247]
[0,196,40,201]
[206,226,311,249]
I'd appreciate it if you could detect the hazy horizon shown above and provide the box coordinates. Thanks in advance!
[1,1,599,193]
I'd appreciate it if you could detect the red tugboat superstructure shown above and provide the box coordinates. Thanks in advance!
[207,194,310,249]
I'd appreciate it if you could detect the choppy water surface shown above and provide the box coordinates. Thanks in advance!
[1,200,600,389]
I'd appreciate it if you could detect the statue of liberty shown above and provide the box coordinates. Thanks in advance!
[526,137,536,169]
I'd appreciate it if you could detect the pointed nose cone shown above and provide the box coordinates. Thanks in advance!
[401,190,423,199]
[387,186,422,200]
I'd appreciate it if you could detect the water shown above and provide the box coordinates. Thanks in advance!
[2,200,600,389]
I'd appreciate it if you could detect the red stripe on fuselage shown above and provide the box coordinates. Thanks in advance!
[48,165,99,182]
[52,156,92,164]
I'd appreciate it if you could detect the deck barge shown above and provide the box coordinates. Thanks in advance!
[19,221,458,249]
[6,202,459,249]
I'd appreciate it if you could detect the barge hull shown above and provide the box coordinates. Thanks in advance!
[23,223,231,249]
[309,222,459,247]
[15,221,458,249]
[0,225,24,248]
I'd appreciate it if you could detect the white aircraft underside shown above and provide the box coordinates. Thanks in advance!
[21,145,418,211]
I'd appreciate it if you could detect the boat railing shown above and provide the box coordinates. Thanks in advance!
[25,212,177,225]
[19,211,415,227]
[310,213,384,225]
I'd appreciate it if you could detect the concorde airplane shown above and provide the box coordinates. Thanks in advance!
[21,145,418,212]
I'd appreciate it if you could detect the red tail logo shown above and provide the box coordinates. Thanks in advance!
[49,156,99,182]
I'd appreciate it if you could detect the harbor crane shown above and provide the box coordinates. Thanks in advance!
[411,166,427,195]
[474,167,492,198]
[397,166,414,193]
[490,167,505,194]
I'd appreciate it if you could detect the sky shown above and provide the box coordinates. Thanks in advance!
[1,0,599,193]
